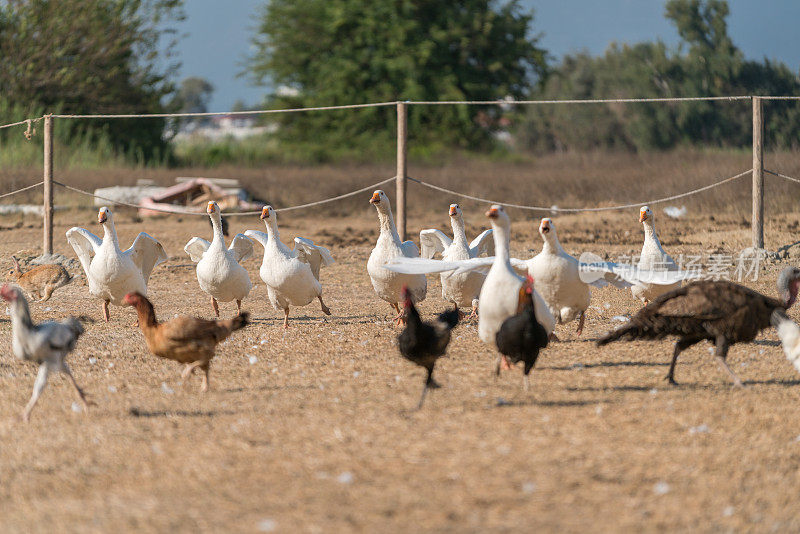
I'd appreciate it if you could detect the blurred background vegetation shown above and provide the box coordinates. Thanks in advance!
[0,0,799,169]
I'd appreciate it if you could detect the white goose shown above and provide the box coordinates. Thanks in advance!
[383,206,556,347]
[367,189,427,324]
[420,203,493,317]
[632,205,680,304]
[477,206,555,349]
[66,206,167,322]
[527,218,591,336]
[184,201,254,317]
[245,206,333,328]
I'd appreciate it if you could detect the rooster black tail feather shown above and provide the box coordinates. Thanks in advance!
[436,307,460,331]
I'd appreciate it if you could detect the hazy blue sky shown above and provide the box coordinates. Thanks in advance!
[174,0,800,112]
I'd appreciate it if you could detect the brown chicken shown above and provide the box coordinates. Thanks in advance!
[124,292,249,391]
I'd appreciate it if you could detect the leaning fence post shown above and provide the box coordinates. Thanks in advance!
[752,96,764,250]
[396,101,408,241]
[43,114,54,255]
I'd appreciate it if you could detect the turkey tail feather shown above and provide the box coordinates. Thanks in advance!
[597,323,640,346]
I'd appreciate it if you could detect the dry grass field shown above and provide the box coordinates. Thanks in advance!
[2,154,800,532]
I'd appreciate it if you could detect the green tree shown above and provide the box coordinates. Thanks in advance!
[246,0,547,152]
[516,0,800,152]
[173,77,215,114]
[0,0,185,162]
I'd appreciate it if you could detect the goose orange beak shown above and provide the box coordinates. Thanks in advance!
[98,210,107,224]
[207,202,216,214]
[260,207,270,220]
[370,192,381,204]
[639,211,647,222]
[449,205,458,217]
[486,207,499,219]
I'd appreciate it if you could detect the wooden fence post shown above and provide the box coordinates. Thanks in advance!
[43,115,54,255]
[752,96,764,250]
[396,101,407,241]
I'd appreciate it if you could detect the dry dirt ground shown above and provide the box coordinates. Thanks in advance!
[2,205,800,532]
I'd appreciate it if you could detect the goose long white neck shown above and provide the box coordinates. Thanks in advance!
[492,221,511,263]
[263,217,280,242]
[209,213,225,245]
[643,220,662,248]
[451,216,468,246]
[377,204,401,243]
[102,219,120,250]
[542,231,564,255]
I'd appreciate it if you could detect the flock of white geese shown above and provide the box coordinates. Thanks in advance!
[61,190,688,354]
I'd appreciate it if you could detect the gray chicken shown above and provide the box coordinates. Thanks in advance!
[2,284,92,421]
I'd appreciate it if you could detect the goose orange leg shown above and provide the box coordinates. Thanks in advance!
[318,296,331,315]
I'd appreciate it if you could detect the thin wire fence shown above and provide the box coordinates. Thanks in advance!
[1,95,799,251]
[765,169,800,185]
[408,169,752,213]
[1,169,773,216]
[0,116,42,134]
[53,176,396,215]
[0,181,43,199]
[4,94,798,126]
[0,168,773,216]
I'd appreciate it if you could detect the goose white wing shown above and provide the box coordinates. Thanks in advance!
[453,257,528,277]
[229,233,254,263]
[508,258,530,277]
[400,239,421,259]
[244,230,269,249]
[293,237,334,280]
[653,240,680,270]
[184,237,211,263]
[468,229,494,257]
[385,257,491,275]
[577,254,699,289]
[419,229,451,259]
[385,256,529,277]
[126,232,168,283]
[65,227,102,275]
[663,252,679,271]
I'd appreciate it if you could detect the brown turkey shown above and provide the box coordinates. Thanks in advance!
[597,266,800,386]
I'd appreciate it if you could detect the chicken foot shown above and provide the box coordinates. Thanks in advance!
[417,367,440,410]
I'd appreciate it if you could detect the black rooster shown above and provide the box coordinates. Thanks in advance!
[495,276,550,391]
[397,285,460,409]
